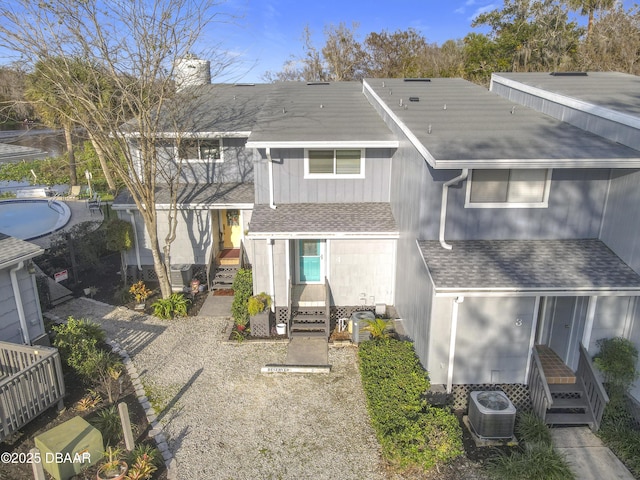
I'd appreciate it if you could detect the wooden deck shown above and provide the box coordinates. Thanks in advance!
[535,345,576,384]
[217,248,240,266]
[0,342,65,441]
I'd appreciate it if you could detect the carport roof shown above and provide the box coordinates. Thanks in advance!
[248,203,398,238]
[418,239,640,296]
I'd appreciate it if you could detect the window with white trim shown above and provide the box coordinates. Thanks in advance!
[178,138,223,163]
[466,169,551,208]
[305,149,364,178]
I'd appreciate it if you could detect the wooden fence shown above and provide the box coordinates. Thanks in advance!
[0,341,65,442]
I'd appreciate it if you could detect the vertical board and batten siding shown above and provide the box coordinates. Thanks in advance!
[443,168,610,240]
[179,138,256,184]
[491,81,640,151]
[600,169,640,275]
[253,148,392,204]
[250,239,287,306]
[328,239,395,306]
[588,297,637,355]
[0,269,43,344]
[119,209,213,266]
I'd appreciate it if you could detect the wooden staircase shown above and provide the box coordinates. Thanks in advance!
[529,344,609,431]
[545,381,595,427]
[210,265,238,290]
[288,280,330,339]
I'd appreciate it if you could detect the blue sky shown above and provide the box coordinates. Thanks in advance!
[213,0,635,83]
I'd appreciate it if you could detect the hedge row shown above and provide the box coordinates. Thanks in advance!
[358,339,462,471]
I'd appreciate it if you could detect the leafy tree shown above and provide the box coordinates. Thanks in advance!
[364,28,432,78]
[564,0,616,40]
[0,0,234,298]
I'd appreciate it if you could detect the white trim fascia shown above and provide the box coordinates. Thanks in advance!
[582,296,598,351]
[122,131,252,139]
[362,80,437,168]
[434,288,640,298]
[433,158,640,169]
[245,140,398,149]
[112,203,254,211]
[524,296,541,385]
[491,74,640,130]
[0,251,43,271]
[247,232,399,240]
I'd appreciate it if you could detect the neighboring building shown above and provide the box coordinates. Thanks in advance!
[0,232,47,345]
[114,72,640,417]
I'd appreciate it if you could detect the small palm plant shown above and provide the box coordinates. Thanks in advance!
[363,318,393,340]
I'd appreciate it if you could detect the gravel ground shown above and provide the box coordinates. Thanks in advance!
[48,298,386,480]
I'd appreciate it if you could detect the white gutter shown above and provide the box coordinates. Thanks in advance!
[267,238,276,312]
[446,296,464,394]
[266,148,276,210]
[10,261,30,344]
[127,209,142,270]
[440,169,469,250]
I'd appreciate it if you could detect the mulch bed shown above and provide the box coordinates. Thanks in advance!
[0,370,167,480]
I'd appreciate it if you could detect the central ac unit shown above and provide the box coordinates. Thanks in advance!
[468,390,516,439]
[349,311,375,343]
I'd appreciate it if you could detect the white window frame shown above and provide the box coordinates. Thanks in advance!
[465,168,552,208]
[178,138,224,163]
[304,148,365,179]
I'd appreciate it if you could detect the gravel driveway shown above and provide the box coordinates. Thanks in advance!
[48,298,385,480]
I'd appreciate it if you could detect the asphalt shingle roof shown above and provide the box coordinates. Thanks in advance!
[419,239,640,293]
[0,233,43,267]
[364,78,640,167]
[249,203,398,235]
[113,182,254,208]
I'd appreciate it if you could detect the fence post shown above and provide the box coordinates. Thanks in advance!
[31,448,45,480]
[118,402,135,451]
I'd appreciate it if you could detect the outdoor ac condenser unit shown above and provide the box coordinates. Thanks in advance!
[349,311,375,344]
[170,264,193,292]
[468,390,516,439]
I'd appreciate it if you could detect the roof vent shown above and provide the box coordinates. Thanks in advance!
[306,82,330,86]
[550,72,588,76]
[404,78,431,82]
[234,83,256,86]
[409,97,419,102]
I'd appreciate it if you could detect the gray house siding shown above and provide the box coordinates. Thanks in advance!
[589,297,638,354]
[253,148,392,204]
[0,268,44,344]
[250,239,287,306]
[492,82,640,150]
[600,169,640,275]
[179,138,256,184]
[441,169,610,240]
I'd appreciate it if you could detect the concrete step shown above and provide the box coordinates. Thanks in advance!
[290,331,327,338]
[545,412,594,426]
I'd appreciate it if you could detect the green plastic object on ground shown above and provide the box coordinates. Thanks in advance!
[34,416,103,480]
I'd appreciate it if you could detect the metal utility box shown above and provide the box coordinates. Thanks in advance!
[349,311,375,344]
[34,416,103,480]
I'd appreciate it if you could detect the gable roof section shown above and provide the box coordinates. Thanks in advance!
[248,203,398,238]
[245,82,398,149]
[0,233,43,269]
[363,78,640,169]
[112,182,254,210]
[419,239,640,297]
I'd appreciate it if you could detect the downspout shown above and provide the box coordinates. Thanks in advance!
[446,296,464,394]
[10,261,30,344]
[267,238,276,312]
[440,169,469,250]
[266,148,276,210]
[127,209,142,270]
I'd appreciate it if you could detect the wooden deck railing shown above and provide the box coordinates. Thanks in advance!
[0,342,65,442]
[528,347,553,423]
[577,342,609,432]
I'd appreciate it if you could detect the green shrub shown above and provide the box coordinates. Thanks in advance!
[598,391,640,477]
[231,268,252,326]
[516,412,552,446]
[594,337,639,393]
[105,218,133,251]
[52,317,106,372]
[486,442,574,480]
[358,339,462,471]
[247,292,271,316]
[90,405,123,446]
[363,318,392,340]
[152,293,190,319]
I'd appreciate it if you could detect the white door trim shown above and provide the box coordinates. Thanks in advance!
[295,239,325,284]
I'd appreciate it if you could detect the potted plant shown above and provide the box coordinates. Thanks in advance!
[248,292,271,337]
[97,446,128,480]
[129,281,152,310]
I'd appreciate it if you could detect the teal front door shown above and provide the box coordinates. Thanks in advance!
[298,239,323,283]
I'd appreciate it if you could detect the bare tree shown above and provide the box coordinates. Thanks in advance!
[322,22,367,81]
[0,0,233,298]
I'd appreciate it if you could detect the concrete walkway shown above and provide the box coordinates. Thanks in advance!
[198,292,233,317]
[551,427,634,480]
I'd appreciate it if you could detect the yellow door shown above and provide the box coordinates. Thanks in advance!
[222,209,241,248]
